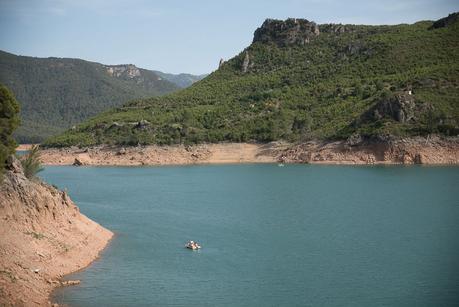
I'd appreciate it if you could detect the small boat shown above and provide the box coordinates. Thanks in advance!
[278,163,284,167]
[185,240,201,250]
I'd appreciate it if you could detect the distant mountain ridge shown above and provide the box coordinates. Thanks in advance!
[104,64,206,88]
[152,71,208,88]
[0,50,205,143]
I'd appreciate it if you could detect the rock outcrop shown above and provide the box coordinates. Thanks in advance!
[429,12,459,29]
[253,18,320,46]
[105,64,141,79]
[320,24,353,34]
[0,156,113,306]
[134,119,150,130]
[279,136,459,165]
[242,51,251,73]
[365,91,417,123]
[72,158,83,166]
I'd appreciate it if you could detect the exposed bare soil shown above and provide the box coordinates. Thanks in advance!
[0,158,113,306]
[38,137,459,166]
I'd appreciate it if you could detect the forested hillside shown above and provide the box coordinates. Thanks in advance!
[0,51,181,142]
[45,13,459,147]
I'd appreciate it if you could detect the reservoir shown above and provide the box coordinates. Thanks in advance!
[43,164,459,306]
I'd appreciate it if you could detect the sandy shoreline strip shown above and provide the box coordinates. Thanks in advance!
[37,137,459,166]
[16,144,37,151]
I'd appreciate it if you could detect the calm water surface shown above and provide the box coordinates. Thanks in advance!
[41,164,459,306]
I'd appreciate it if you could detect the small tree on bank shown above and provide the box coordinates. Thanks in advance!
[21,145,43,179]
[0,84,20,179]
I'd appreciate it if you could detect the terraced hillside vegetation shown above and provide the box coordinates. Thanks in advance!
[0,51,184,143]
[44,13,459,148]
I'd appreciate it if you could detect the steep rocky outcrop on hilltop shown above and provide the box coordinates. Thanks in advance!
[253,18,320,46]
[0,156,113,306]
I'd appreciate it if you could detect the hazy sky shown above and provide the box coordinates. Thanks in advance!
[0,0,457,74]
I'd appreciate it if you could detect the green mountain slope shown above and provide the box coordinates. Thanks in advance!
[0,51,181,143]
[44,13,459,148]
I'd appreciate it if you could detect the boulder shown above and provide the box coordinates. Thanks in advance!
[116,147,127,155]
[414,153,424,164]
[72,158,83,166]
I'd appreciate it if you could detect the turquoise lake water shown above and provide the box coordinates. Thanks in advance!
[41,164,459,307]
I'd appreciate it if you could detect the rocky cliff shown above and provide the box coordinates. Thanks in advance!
[105,64,142,79]
[279,136,459,165]
[0,157,113,306]
[253,18,320,46]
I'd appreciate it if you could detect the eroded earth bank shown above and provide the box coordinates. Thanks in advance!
[38,136,459,166]
[0,157,113,306]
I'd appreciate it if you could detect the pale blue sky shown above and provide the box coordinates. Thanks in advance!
[0,0,457,74]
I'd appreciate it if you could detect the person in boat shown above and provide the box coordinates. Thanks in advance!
[186,240,200,249]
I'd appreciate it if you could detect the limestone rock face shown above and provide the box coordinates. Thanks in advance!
[105,64,141,79]
[242,51,251,73]
[369,92,417,123]
[346,133,363,147]
[253,18,320,46]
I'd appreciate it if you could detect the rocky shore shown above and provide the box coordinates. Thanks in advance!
[0,157,113,306]
[37,136,459,166]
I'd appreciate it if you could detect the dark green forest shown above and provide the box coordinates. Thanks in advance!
[0,51,181,143]
[44,13,459,147]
